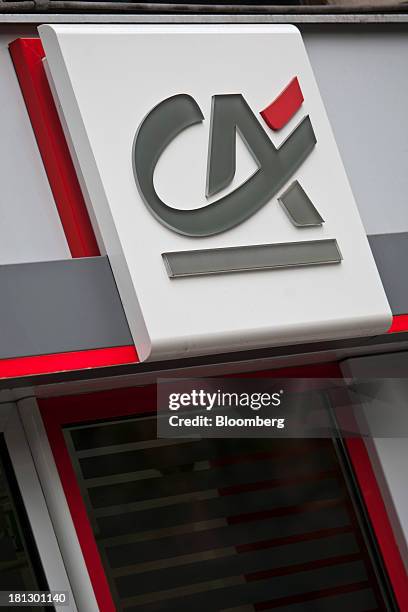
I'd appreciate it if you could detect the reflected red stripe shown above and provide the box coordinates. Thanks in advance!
[211,441,330,468]
[260,77,304,131]
[229,497,345,526]
[237,525,354,554]
[254,580,371,610]
[219,469,338,496]
[246,552,361,582]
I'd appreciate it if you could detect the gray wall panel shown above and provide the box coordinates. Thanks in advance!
[0,256,132,359]
[369,232,408,315]
[303,26,408,236]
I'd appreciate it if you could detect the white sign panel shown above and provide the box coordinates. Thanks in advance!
[39,24,391,361]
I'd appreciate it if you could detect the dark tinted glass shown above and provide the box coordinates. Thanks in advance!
[65,415,394,611]
[0,436,50,612]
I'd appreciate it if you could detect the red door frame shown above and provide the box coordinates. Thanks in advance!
[39,363,408,612]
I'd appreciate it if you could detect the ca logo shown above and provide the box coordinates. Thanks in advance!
[132,79,321,237]
[132,79,342,277]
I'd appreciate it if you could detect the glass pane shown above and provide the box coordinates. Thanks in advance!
[0,436,51,612]
[64,415,394,611]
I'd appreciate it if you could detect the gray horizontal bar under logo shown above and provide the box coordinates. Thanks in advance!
[162,239,342,278]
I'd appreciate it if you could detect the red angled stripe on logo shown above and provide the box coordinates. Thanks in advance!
[260,76,304,130]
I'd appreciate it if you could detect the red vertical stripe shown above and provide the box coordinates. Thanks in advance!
[9,38,99,258]
[42,409,116,612]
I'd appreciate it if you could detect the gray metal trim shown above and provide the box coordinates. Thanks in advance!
[0,256,132,359]
[0,403,79,611]
[2,14,408,24]
[0,231,405,362]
